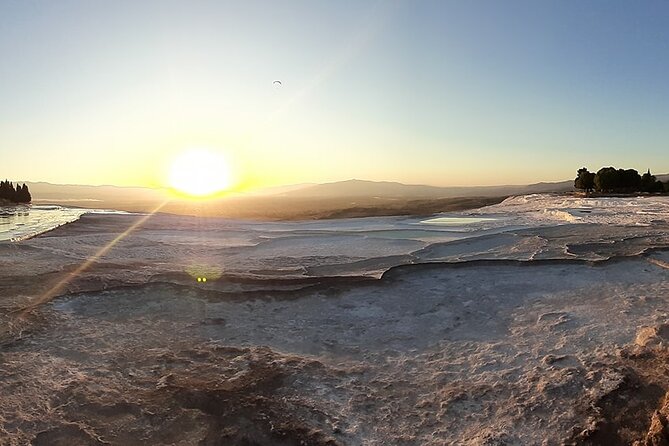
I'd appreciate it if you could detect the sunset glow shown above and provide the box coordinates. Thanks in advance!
[168,149,232,197]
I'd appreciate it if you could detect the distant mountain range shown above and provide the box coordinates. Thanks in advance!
[14,176,668,219]
[25,181,166,202]
[24,178,578,202]
[269,174,669,198]
[26,175,669,203]
[278,178,576,199]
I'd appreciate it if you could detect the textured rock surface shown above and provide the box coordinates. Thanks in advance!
[3,197,669,444]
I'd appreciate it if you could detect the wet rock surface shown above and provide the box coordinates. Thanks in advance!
[3,199,669,444]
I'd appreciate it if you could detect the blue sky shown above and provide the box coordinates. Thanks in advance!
[1,0,668,188]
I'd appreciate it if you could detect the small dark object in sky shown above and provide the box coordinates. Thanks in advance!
[273,80,282,86]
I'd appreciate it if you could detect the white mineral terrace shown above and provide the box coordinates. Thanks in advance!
[2,194,669,445]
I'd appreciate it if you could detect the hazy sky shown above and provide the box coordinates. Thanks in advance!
[1,0,669,189]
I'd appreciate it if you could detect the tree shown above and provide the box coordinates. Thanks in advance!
[588,166,666,194]
[18,184,31,202]
[640,169,664,193]
[0,180,31,203]
[594,167,620,192]
[0,180,14,201]
[574,167,595,192]
[618,168,641,192]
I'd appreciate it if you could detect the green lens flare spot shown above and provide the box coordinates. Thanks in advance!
[185,264,222,281]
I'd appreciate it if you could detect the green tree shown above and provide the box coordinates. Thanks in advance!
[594,167,620,192]
[574,167,595,192]
[18,184,31,202]
[0,180,31,203]
[640,169,664,193]
[618,169,641,191]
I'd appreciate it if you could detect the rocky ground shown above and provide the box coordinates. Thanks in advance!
[2,206,669,445]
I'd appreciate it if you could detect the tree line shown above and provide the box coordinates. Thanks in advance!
[0,180,32,203]
[575,167,668,193]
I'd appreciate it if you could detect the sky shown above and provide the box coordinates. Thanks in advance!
[1,0,669,190]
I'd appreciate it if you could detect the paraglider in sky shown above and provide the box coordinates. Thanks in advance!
[272,80,282,87]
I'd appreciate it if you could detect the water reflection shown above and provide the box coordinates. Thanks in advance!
[0,205,86,242]
[419,216,497,226]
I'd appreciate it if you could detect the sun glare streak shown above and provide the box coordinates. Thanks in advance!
[16,200,169,317]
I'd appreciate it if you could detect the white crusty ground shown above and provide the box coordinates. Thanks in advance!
[2,194,669,445]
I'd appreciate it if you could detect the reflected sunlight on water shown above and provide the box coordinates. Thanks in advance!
[419,216,497,226]
[0,205,130,241]
[0,205,87,241]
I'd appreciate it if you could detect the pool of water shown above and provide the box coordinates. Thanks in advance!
[419,216,497,226]
[0,205,87,241]
[0,205,131,242]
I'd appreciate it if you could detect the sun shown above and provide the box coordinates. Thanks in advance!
[168,149,232,197]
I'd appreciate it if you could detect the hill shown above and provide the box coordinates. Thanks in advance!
[30,176,669,220]
[15,178,580,220]
[283,178,575,199]
[25,182,166,203]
